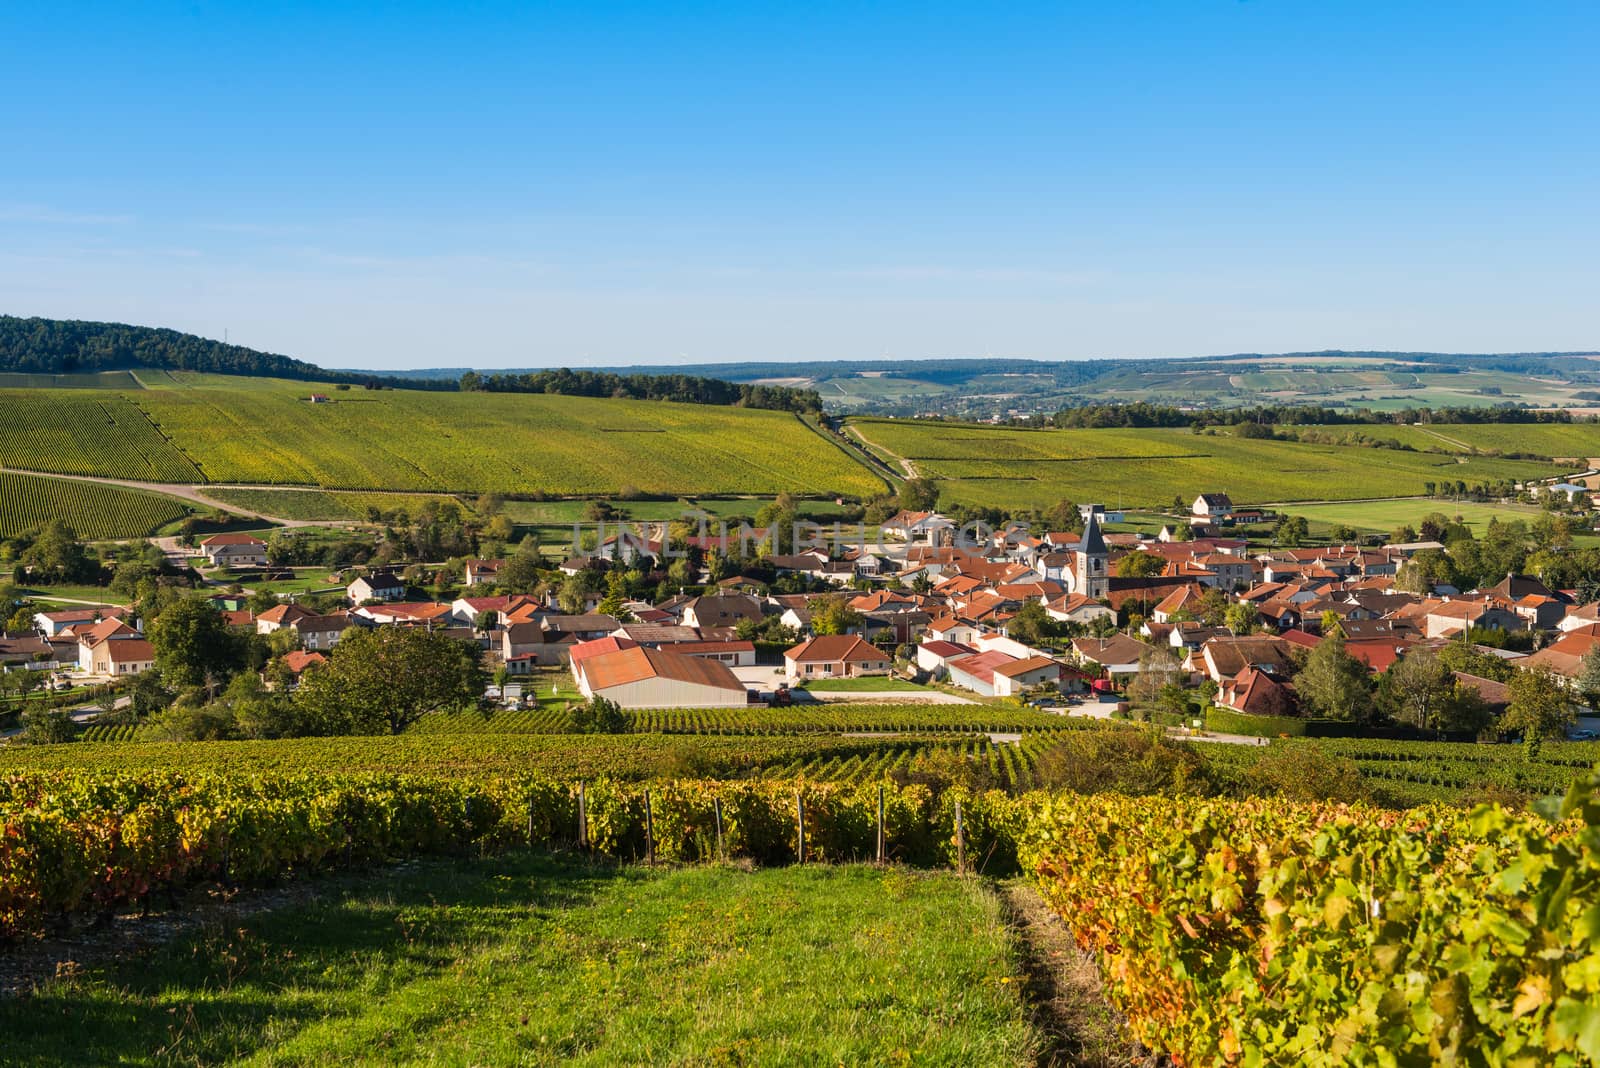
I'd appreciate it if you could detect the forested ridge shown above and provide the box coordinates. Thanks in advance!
[0,316,448,390]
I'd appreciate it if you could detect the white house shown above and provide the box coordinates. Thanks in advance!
[348,570,405,604]
[198,534,268,568]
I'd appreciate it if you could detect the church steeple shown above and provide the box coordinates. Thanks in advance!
[1075,512,1109,599]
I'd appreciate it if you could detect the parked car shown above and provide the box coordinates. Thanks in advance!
[1570,729,1598,741]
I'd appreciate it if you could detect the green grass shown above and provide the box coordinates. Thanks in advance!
[0,852,1037,1066]
[1280,498,1565,535]
[800,676,930,692]
[17,583,130,605]
[0,471,194,539]
[849,418,1565,509]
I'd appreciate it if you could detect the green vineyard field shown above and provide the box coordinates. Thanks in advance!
[0,471,191,538]
[0,376,886,497]
[0,391,202,482]
[849,418,1567,509]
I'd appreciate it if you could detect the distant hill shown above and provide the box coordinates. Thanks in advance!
[0,315,446,389]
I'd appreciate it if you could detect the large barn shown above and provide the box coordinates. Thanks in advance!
[573,644,748,709]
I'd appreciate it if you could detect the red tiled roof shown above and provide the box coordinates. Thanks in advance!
[103,638,155,663]
[281,650,326,673]
[785,635,888,664]
[199,533,267,547]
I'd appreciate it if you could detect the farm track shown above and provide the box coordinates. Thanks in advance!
[0,467,343,528]
[843,423,917,479]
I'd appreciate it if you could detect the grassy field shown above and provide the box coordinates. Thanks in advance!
[0,377,886,498]
[850,419,1563,510]
[0,472,193,539]
[0,852,1038,1066]
[17,583,130,604]
[1279,497,1563,534]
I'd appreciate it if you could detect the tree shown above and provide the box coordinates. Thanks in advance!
[1329,523,1361,544]
[129,669,174,719]
[1042,499,1083,534]
[1127,647,1185,710]
[1396,549,1455,595]
[1274,515,1309,548]
[597,570,633,621]
[148,597,243,692]
[1293,632,1373,722]
[294,626,485,735]
[1577,646,1600,709]
[1224,603,1259,636]
[18,707,78,745]
[497,536,543,593]
[1115,552,1165,578]
[1376,650,1491,735]
[558,570,600,614]
[220,671,299,738]
[567,694,629,734]
[1435,639,1517,682]
[898,478,940,512]
[19,520,96,584]
[1006,599,1058,648]
[1502,665,1574,755]
[809,594,863,636]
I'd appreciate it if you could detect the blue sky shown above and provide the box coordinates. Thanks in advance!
[2,1,1597,370]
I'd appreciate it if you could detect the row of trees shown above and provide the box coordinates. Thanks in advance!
[461,368,823,413]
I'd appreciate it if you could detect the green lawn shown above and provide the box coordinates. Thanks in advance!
[1,853,1039,1066]
[801,676,930,692]
[17,584,127,605]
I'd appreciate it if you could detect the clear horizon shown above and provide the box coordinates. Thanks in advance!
[4,2,1597,371]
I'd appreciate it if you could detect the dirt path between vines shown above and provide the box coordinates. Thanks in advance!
[1000,880,1164,1068]
[843,424,919,479]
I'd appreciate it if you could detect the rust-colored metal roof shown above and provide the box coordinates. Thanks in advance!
[582,646,744,692]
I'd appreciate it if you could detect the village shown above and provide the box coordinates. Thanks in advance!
[6,489,1599,744]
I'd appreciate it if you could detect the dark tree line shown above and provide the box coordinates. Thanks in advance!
[0,316,449,390]
[460,368,823,413]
